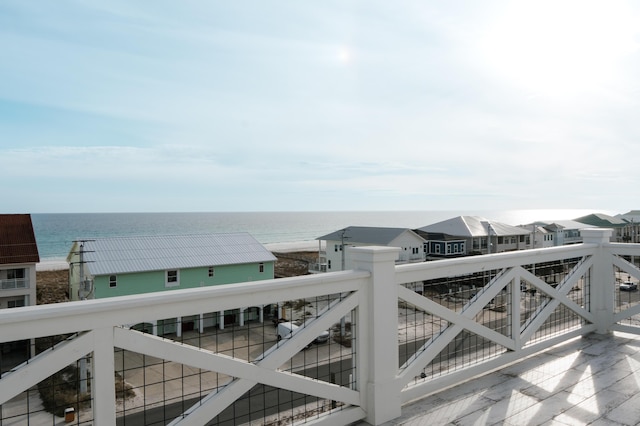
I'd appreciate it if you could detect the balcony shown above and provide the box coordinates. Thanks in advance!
[1,229,640,425]
[0,277,29,290]
[396,254,425,264]
[308,262,328,273]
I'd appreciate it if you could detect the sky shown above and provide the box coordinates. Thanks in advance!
[1,1,639,214]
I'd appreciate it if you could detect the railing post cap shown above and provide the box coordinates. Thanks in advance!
[581,228,613,243]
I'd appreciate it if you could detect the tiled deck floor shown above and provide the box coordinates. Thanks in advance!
[379,332,640,426]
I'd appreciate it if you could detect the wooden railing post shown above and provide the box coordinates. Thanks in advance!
[350,246,401,425]
[582,228,614,334]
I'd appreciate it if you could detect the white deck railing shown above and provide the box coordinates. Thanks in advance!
[1,228,640,425]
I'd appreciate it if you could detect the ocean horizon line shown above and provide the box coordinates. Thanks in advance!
[27,208,614,215]
[31,209,619,268]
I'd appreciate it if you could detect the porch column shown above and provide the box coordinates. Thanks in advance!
[350,246,401,425]
[151,320,158,336]
[582,228,614,334]
[199,314,204,333]
[177,317,182,337]
[219,311,225,330]
[259,305,264,323]
[239,308,246,327]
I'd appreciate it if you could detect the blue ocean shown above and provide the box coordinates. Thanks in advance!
[31,209,604,267]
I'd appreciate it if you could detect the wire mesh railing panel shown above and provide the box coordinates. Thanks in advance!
[1,286,357,425]
[398,300,440,352]
[399,254,595,386]
[115,345,225,425]
[614,260,640,328]
[520,257,589,346]
[200,385,344,426]
[112,291,356,425]
[400,272,513,382]
[421,271,498,314]
[424,331,508,381]
[1,334,94,425]
[526,304,586,345]
[472,285,513,339]
[271,292,357,390]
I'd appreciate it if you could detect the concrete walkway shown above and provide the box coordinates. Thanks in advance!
[378,332,640,425]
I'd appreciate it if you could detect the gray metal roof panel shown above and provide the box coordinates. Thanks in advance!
[418,216,530,237]
[573,213,627,227]
[317,226,423,245]
[76,233,276,275]
[535,220,591,230]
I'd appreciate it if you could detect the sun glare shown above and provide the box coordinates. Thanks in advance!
[479,1,639,97]
[338,47,351,63]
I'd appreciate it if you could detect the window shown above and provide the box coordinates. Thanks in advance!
[7,269,25,280]
[166,270,179,287]
[259,263,264,273]
[328,260,332,269]
[208,267,214,277]
[8,299,25,308]
[109,275,117,288]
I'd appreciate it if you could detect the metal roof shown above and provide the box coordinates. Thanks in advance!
[418,216,530,237]
[534,220,592,230]
[317,226,424,245]
[617,211,640,223]
[69,233,277,276]
[574,213,628,228]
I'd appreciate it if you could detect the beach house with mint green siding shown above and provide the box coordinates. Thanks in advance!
[67,233,276,335]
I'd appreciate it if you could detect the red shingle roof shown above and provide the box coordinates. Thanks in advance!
[0,214,40,265]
